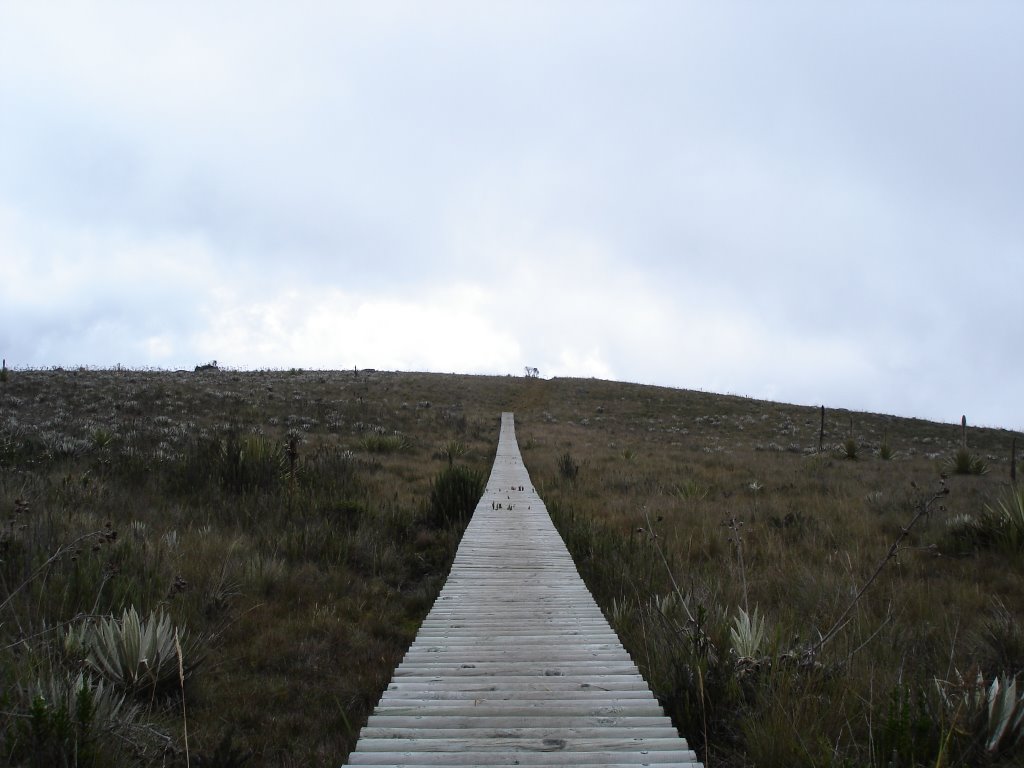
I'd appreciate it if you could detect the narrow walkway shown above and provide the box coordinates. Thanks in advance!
[346,413,702,767]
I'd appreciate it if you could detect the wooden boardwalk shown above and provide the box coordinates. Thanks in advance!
[346,413,702,767]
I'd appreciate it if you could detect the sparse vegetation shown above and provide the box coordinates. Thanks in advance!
[425,464,485,528]
[841,436,860,460]
[4,670,158,766]
[1,367,1020,766]
[947,485,1024,553]
[520,379,1020,767]
[439,439,468,467]
[557,451,580,481]
[948,446,990,475]
[359,432,410,454]
[0,368,494,765]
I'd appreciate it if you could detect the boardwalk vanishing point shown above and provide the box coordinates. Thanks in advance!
[346,412,702,767]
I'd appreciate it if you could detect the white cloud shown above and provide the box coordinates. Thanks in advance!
[195,283,523,374]
[0,3,1021,429]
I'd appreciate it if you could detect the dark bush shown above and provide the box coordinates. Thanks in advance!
[947,447,988,476]
[425,465,484,528]
[558,452,580,481]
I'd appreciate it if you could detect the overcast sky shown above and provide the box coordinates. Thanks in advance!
[1,2,1021,429]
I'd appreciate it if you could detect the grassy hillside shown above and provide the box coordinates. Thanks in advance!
[0,367,1020,767]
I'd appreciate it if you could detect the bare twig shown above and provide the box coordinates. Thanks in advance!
[813,482,948,655]
[642,507,696,625]
[0,530,107,614]
[846,612,893,662]
[176,627,190,768]
[724,515,749,614]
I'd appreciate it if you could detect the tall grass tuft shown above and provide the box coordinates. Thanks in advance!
[218,434,286,493]
[360,433,410,454]
[4,671,154,767]
[425,465,485,528]
[557,452,580,481]
[947,447,989,476]
[879,434,895,460]
[840,438,859,460]
[439,439,468,466]
[945,486,1024,552]
[979,485,1024,550]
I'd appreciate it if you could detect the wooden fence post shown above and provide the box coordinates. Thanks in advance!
[819,405,825,452]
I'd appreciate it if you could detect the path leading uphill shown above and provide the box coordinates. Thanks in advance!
[346,412,702,767]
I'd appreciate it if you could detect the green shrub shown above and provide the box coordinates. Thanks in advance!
[557,452,580,481]
[945,513,986,551]
[730,606,767,660]
[218,434,286,493]
[301,445,361,497]
[360,433,410,454]
[674,478,709,500]
[945,487,1024,552]
[981,486,1024,550]
[439,439,468,466]
[68,606,201,697]
[947,447,988,475]
[173,433,287,494]
[425,465,484,528]
[871,684,940,768]
[978,599,1024,676]
[4,671,149,767]
[840,438,859,461]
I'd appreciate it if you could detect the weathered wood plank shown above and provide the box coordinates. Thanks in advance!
[354,737,688,752]
[358,726,681,740]
[384,680,651,693]
[348,750,699,765]
[380,689,656,700]
[393,663,640,676]
[362,715,679,731]
[379,681,656,693]
[372,708,667,720]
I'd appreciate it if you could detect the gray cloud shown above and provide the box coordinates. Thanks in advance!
[1,2,1021,428]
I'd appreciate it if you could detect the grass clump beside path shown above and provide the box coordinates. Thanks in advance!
[1,367,1021,766]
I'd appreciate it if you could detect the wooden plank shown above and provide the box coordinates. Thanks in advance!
[354,737,688,752]
[380,689,656,700]
[348,750,699,765]
[345,412,703,767]
[382,675,653,688]
[372,708,667,720]
[358,726,681,740]
[378,691,656,702]
[364,715,675,730]
[348,764,698,768]
[408,636,623,645]
[384,675,652,687]
[393,662,640,674]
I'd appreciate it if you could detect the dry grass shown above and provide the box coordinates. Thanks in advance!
[1,368,1020,766]
[511,378,1023,767]
[0,368,501,765]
